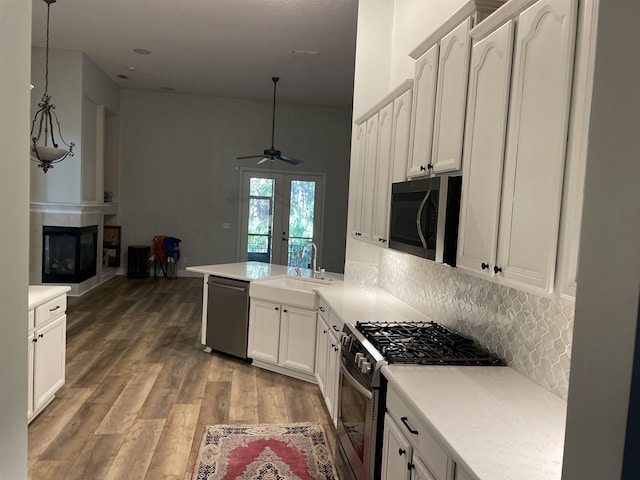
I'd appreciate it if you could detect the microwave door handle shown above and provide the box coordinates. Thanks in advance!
[416,189,431,249]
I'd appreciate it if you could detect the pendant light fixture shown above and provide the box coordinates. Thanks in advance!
[30,0,74,173]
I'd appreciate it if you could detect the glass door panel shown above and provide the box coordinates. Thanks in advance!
[286,180,316,268]
[247,177,275,263]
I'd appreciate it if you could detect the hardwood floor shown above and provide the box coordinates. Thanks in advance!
[28,276,349,479]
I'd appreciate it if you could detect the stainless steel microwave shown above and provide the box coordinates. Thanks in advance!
[388,176,461,265]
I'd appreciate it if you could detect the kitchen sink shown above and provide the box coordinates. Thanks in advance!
[249,276,332,310]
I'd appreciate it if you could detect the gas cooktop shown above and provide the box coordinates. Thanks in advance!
[356,321,504,366]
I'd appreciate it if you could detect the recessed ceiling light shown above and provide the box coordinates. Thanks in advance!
[126,66,136,71]
[133,48,151,55]
[117,74,129,80]
[160,87,175,92]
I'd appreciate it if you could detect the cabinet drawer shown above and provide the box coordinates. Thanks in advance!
[35,294,67,327]
[28,309,35,330]
[387,387,449,480]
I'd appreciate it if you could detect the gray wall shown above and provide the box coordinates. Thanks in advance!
[0,0,31,478]
[562,0,640,477]
[118,90,351,273]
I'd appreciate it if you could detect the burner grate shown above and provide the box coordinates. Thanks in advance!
[356,321,503,366]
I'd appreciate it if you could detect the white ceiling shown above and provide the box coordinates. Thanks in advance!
[31,0,359,107]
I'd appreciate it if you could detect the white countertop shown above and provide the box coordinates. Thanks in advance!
[186,261,343,283]
[28,285,71,309]
[382,365,567,480]
[316,283,429,324]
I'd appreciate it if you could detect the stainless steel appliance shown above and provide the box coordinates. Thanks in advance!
[389,176,461,265]
[206,275,250,359]
[337,321,503,480]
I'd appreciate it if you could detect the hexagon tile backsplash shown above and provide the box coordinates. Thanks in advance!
[370,249,574,400]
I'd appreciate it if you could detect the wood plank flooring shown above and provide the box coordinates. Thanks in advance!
[28,276,350,479]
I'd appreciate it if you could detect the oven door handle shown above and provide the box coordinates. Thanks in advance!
[340,358,373,400]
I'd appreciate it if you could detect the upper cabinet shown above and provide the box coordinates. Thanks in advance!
[352,81,413,244]
[407,1,505,179]
[457,0,579,295]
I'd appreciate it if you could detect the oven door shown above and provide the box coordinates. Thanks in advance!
[338,356,377,480]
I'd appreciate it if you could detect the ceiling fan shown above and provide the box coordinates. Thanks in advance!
[237,77,302,166]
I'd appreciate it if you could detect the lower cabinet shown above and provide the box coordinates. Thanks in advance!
[382,386,454,480]
[28,289,68,423]
[314,301,341,425]
[248,299,317,380]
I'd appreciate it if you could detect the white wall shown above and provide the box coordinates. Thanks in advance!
[562,0,640,477]
[30,48,83,203]
[0,0,32,478]
[118,90,352,273]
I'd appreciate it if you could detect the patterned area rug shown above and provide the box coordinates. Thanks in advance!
[191,423,338,480]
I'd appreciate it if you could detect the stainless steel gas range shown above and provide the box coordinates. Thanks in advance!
[337,321,504,480]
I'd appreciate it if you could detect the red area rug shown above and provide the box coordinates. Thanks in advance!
[191,423,338,480]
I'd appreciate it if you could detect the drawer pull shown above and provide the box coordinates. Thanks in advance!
[400,416,419,435]
[398,448,406,456]
[49,305,61,312]
[332,325,340,332]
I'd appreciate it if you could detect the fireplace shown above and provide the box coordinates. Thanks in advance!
[42,225,98,283]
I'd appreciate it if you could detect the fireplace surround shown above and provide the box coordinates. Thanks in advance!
[42,225,98,283]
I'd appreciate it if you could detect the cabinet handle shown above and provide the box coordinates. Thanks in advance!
[283,309,288,313]
[400,416,419,435]
[49,305,61,312]
[332,325,340,332]
[38,333,44,338]
[408,463,415,471]
[398,448,406,456]
[32,337,38,343]
[481,262,489,270]
[419,165,426,171]
[319,306,325,312]
[331,343,336,348]
[275,307,279,311]
[334,346,339,352]
[494,266,503,274]
[323,329,327,334]
[427,163,433,170]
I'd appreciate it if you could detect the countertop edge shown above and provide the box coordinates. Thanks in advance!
[28,285,71,310]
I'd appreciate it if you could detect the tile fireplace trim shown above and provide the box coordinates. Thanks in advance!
[31,202,117,215]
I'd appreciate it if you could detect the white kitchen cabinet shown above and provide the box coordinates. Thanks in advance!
[28,287,68,423]
[314,300,342,425]
[430,18,472,174]
[248,299,317,381]
[457,21,515,277]
[454,465,474,480]
[458,0,578,295]
[381,413,413,480]
[390,88,414,184]
[385,386,453,480]
[407,44,439,178]
[372,102,394,245]
[352,81,414,244]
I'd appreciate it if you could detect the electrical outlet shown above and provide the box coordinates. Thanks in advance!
[221,223,231,230]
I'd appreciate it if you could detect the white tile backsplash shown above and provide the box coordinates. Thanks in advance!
[372,248,573,400]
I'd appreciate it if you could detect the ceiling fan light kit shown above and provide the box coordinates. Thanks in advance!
[30,0,75,173]
[236,77,303,166]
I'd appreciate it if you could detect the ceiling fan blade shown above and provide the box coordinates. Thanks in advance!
[256,157,271,165]
[236,154,265,160]
[277,154,302,166]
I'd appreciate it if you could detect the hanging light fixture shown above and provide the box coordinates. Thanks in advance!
[30,0,74,173]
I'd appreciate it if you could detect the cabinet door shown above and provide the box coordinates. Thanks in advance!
[360,114,379,240]
[372,102,394,245]
[431,18,473,174]
[496,0,578,293]
[457,21,515,276]
[408,44,439,178]
[351,123,367,238]
[33,314,66,413]
[391,88,413,183]
[413,456,437,480]
[27,333,34,420]
[381,414,412,480]
[248,300,281,364]
[324,332,341,422]
[314,314,330,393]
[279,306,317,374]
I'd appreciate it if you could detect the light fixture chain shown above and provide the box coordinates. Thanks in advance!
[45,1,51,94]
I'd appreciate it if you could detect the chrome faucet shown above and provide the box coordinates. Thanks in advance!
[302,241,320,276]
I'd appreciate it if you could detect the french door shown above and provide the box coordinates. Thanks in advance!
[238,169,324,268]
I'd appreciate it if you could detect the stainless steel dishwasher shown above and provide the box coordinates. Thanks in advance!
[206,275,250,359]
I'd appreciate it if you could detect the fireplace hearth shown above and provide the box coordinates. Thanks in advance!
[43,225,98,283]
